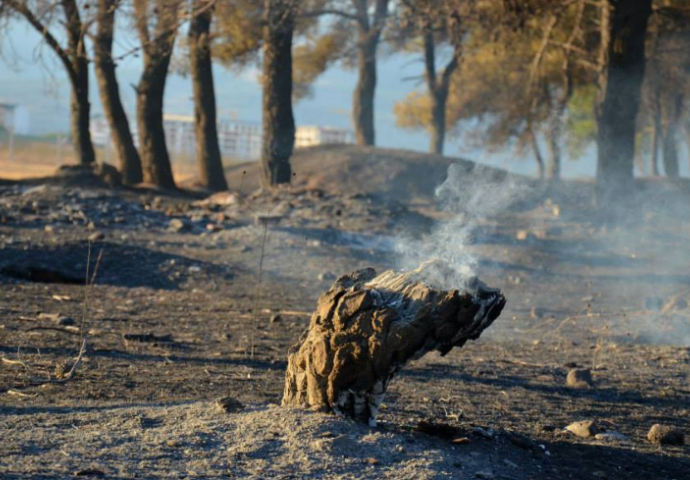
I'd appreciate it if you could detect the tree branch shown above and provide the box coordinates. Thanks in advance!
[4,0,76,81]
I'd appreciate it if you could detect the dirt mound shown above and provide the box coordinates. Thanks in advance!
[226,145,516,203]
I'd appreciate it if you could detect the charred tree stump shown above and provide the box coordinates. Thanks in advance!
[282,262,506,426]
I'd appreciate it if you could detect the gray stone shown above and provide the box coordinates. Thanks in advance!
[566,420,599,438]
[647,424,684,445]
[566,368,593,388]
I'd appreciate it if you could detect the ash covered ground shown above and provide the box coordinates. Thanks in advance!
[1,147,689,479]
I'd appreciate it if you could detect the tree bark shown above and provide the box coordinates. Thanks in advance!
[261,0,296,187]
[351,0,389,147]
[529,125,545,180]
[282,262,505,426]
[62,0,96,166]
[134,0,178,190]
[651,93,661,176]
[189,1,228,191]
[661,91,682,178]
[595,0,653,200]
[94,0,143,185]
[422,25,460,156]
[662,124,680,178]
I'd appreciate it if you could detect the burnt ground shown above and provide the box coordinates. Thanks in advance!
[0,160,689,479]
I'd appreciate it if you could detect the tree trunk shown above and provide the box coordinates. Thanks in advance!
[282,262,505,426]
[189,1,227,191]
[137,64,176,189]
[4,0,95,166]
[529,126,545,180]
[351,0,388,147]
[261,0,295,187]
[94,0,143,184]
[353,37,377,146]
[69,68,96,166]
[662,123,679,178]
[545,120,562,179]
[63,0,95,166]
[651,95,661,176]
[595,0,653,200]
[661,91,682,178]
[423,28,452,156]
[134,0,178,190]
[429,87,448,155]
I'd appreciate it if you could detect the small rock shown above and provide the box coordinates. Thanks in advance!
[38,313,61,322]
[56,316,76,326]
[88,232,105,242]
[364,457,379,465]
[595,432,630,444]
[452,437,470,445]
[270,314,282,324]
[168,218,188,232]
[166,439,180,448]
[647,424,684,445]
[566,420,599,438]
[318,271,336,281]
[215,396,244,414]
[44,225,54,233]
[566,368,593,388]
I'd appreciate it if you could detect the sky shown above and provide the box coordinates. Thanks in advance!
[0,16,632,179]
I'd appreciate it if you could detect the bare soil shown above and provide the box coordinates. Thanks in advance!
[1,149,689,479]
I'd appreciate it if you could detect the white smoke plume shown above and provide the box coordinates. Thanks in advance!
[395,163,530,290]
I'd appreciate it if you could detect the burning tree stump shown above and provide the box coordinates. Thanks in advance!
[281,261,506,426]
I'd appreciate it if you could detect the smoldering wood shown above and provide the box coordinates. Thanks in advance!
[282,261,506,426]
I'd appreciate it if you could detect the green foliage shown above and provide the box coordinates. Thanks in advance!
[564,85,597,160]
[293,26,349,100]
[212,0,264,70]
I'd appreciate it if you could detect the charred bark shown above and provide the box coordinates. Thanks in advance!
[94,0,143,185]
[282,262,506,425]
[595,0,653,201]
[134,0,178,190]
[189,1,227,191]
[261,0,296,187]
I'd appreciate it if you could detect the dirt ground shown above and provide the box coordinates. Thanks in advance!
[1,150,689,479]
